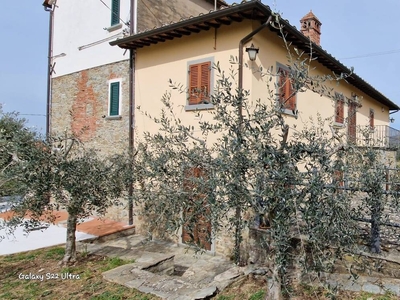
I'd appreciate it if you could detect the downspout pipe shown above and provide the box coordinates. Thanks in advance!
[233,16,272,263]
[238,16,272,121]
[44,3,55,139]
[128,0,137,225]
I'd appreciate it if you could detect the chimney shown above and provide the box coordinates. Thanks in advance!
[300,10,321,46]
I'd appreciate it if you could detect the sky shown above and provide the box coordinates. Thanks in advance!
[1,0,400,133]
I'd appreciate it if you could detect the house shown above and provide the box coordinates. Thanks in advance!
[46,0,226,222]
[109,0,400,255]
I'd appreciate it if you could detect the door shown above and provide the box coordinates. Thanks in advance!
[182,167,212,251]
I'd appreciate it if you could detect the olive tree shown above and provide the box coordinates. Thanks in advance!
[131,18,398,299]
[0,108,39,197]
[0,110,128,264]
[132,48,362,298]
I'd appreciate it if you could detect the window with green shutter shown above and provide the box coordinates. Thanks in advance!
[109,82,120,116]
[111,0,120,26]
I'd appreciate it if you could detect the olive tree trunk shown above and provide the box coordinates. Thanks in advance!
[61,213,77,265]
[267,265,282,300]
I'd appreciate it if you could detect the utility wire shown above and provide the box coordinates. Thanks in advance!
[98,0,128,26]
[340,48,400,60]
[140,0,162,27]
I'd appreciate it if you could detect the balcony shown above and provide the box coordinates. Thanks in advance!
[349,125,400,149]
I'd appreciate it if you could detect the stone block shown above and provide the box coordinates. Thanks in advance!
[361,282,382,294]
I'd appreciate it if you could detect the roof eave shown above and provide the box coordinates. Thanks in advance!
[110,1,399,111]
[110,1,268,48]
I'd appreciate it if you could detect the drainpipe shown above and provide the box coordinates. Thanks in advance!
[234,16,272,263]
[238,16,272,122]
[128,0,137,225]
[44,2,55,139]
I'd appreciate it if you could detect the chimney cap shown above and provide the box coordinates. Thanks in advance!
[300,10,321,25]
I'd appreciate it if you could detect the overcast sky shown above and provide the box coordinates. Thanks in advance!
[1,0,399,133]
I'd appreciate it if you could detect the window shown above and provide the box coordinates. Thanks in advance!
[277,65,296,113]
[111,0,120,26]
[109,81,120,116]
[335,92,345,124]
[369,109,374,129]
[188,61,211,105]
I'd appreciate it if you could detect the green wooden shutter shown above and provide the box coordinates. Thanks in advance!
[111,0,120,26]
[109,82,120,116]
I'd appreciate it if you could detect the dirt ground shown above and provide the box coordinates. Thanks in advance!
[0,246,158,300]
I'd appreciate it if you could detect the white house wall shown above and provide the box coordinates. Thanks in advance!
[52,0,130,78]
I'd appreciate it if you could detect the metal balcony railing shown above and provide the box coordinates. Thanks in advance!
[349,125,400,149]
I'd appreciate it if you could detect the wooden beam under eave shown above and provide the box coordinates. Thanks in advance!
[145,36,165,43]
[135,40,151,47]
[174,29,191,36]
[168,31,183,38]
[193,24,210,31]
[215,18,231,25]
[157,34,174,40]
[184,26,201,33]
[204,21,221,28]
[227,14,243,22]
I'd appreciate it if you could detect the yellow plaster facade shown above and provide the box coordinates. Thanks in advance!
[131,18,397,255]
[134,19,391,148]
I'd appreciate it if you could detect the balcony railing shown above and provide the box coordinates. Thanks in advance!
[349,125,400,149]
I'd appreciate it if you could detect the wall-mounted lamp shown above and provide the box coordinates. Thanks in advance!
[381,107,385,112]
[245,43,259,61]
[390,117,395,123]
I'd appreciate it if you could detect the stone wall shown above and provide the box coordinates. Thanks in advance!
[51,59,131,222]
[51,59,130,153]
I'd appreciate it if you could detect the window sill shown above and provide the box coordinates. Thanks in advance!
[185,103,214,111]
[281,108,298,118]
[105,23,122,32]
[333,122,345,128]
[105,115,122,120]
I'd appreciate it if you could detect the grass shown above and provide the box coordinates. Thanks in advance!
[354,291,398,300]
[0,246,159,300]
[1,247,399,300]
